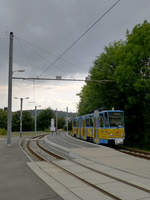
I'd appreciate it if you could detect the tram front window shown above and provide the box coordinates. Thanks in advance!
[109,112,124,127]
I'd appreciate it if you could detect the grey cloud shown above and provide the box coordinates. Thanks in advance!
[0,0,150,82]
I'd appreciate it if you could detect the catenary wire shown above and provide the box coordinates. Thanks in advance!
[39,0,121,77]
[15,36,79,76]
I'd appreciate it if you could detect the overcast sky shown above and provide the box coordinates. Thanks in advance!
[0,0,150,112]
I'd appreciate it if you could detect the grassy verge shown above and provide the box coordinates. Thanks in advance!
[0,131,50,138]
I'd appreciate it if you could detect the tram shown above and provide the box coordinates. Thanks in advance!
[72,110,125,145]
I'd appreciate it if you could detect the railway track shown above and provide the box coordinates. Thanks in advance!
[26,137,121,200]
[69,133,150,160]
[24,135,150,200]
[36,139,150,193]
[118,146,150,160]
[27,140,120,199]
[32,134,47,139]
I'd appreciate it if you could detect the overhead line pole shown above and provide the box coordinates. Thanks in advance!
[66,107,68,135]
[7,32,14,145]
[56,108,58,135]
[20,98,23,137]
[35,106,37,136]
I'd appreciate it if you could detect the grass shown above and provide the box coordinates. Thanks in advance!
[0,131,50,138]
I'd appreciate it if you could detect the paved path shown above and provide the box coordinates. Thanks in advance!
[0,137,63,200]
[28,133,150,200]
[46,133,150,179]
[47,133,97,148]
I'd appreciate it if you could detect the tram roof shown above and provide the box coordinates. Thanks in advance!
[73,110,124,120]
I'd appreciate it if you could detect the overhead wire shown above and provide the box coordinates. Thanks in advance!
[39,0,121,77]
[15,36,79,77]
[15,36,53,76]
[14,37,32,73]
[15,37,70,88]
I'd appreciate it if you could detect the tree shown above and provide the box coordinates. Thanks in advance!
[57,117,65,129]
[0,109,7,129]
[37,108,54,131]
[78,21,150,148]
[12,111,34,131]
[78,40,125,115]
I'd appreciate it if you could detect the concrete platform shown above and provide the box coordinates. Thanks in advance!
[45,134,150,180]
[28,161,113,200]
[53,159,150,200]
[0,137,63,200]
[44,134,150,196]
[71,146,150,179]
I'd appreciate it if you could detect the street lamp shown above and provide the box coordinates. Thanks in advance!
[13,69,25,74]
[14,97,29,137]
[28,102,41,136]
[55,108,58,135]
[66,107,69,135]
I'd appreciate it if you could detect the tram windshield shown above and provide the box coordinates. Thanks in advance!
[109,112,124,127]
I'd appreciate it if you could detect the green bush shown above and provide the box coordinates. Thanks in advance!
[0,128,7,135]
[44,128,50,132]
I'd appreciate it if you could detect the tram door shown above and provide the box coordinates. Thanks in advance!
[79,119,82,138]
[83,120,86,138]
[94,118,97,139]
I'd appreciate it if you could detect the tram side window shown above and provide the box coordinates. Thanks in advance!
[99,114,104,128]
[76,120,79,128]
[79,119,82,128]
[73,119,78,127]
[86,118,90,127]
[73,120,76,127]
[86,117,93,127]
[104,112,109,128]
[89,117,93,127]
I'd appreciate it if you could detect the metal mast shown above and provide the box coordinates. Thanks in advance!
[7,32,14,145]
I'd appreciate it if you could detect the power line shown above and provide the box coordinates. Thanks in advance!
[39,0,121,77]
[12,76,114,83]
[15,36,79,76]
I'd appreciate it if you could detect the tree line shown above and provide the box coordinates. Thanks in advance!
[78,21,150,149]
[0,108,71,134]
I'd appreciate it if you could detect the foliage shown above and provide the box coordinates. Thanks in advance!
[12,111,34,131]
[37,108,54,131]
[57,117,65,129]
[0,128,7,135]
[64,120,72,131]
[68,120,72,131]
[0,109,7,129]
[78,21,150,148]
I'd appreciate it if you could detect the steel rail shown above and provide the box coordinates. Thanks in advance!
[36,140,64,160]
[32,134,47,139]
[25,139,84,200]
[118,146,150,155]
[26,140,45,161]
[36,138,150,194]
[119,149,150,160]
[26,139,122,200]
